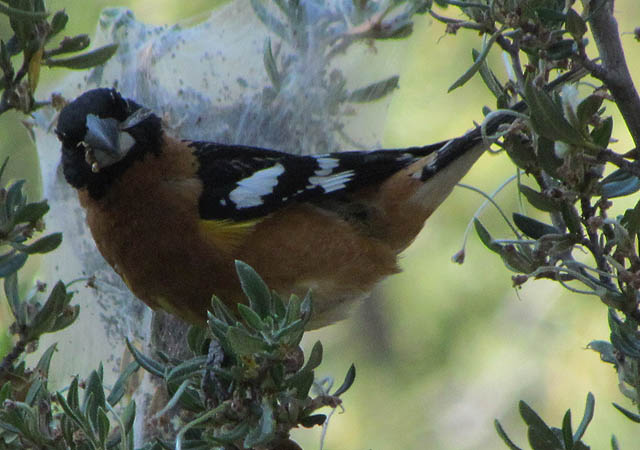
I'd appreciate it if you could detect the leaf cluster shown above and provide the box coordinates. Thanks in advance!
[1,355,138,450]
[495,393,594,450]
[127,261,355,450]
[0,157,75,374]
[0,159,140,449]
[427,0,640,446]
[0,0,117,116]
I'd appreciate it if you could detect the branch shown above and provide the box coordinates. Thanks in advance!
[585,148,640,178]
[587,0,640,147]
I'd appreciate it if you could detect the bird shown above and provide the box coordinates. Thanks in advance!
[55,87,511,327]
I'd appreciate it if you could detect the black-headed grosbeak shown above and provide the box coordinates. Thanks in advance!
[55,88,510,327]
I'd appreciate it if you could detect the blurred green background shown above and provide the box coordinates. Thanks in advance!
[2,1,640,449]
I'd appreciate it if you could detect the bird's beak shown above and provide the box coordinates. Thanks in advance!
[81,114,136,172]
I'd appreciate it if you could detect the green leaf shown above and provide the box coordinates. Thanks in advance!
[537,137,563,178]
[621,199,640,237]
[289,370,314,400]
[166,356,207,388]
[576,95,603,128]
[348,75,399,103]
[574,393,595,441]
[546,39,576,60]
[45,43,118,69]
[49,9,68,35]
[125,338,165,378]
[505,134,537,170]
[587,340,617,364]
[560,204,582,235]
[333,363,356,397]
[299,414,326,428]
[226,327,267,356]
[4,271,20,319]
[56,390,85,431]
[55,34,90,54]
[235,260,271,318]
[272,290,286,322]
[499,245,534,273]
[600,169,640,198]
[107,361,139,406]
[566,8,587,39]
[238,303,266,331]
[29,280,67,325]
[0,382,12,404]
[0,252,28,278]
[590,116,613,148]
[0,157,9,182]
[209,295,236,324]
[519,185,559,212]
[520,400,563,448]
[18,232,62,254]
[187,325,209,355]
[474,218,503,254]
[273,317,305,342]
[527,426,564,450]
[83,370,106,426]
[473,48,504,100]
[300,291,312,321]
[26,280,68,340]
[495,419,524,450]
[561,410,573,450]
[525,80,585,146]
[25,377,44,405]
[35,343,57,381]
[96,407,110,445]
[612,403,640,423]
[67,377,80,409]
[263,38,280,92]
[34,0,46,13]
[0,3,49,19]
[49,304,79,333]
[165,379,203,413]
[12,200,49,224]
[6,180,26,216]
[513,213,560,239]
[244,400,275,447]
[252,2,289,40]
[449,28,502,92]
[300,341,322,373]
[120,400,136,434]
[207,313,230,345]
[611,434,620,450]
[285,294,302,325]
[535,7,565,24]
[609,309,640,358]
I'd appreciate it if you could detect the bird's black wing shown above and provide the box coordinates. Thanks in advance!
[189,141,445,221]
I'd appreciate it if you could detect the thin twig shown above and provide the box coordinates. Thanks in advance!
[428,9,486,32]
[0,337,27,377]
[597,149,640,178]
[580,196,614,288]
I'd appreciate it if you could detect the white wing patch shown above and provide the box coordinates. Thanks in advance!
[314,157,340,176]
[229,163,285,208]
[308,170,354,193]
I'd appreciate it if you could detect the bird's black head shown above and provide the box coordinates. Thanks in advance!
[56,88,163,199]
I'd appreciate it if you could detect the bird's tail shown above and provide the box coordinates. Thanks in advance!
[374,108,517,252]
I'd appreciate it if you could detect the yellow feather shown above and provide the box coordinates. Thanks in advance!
[198,219,260,254]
